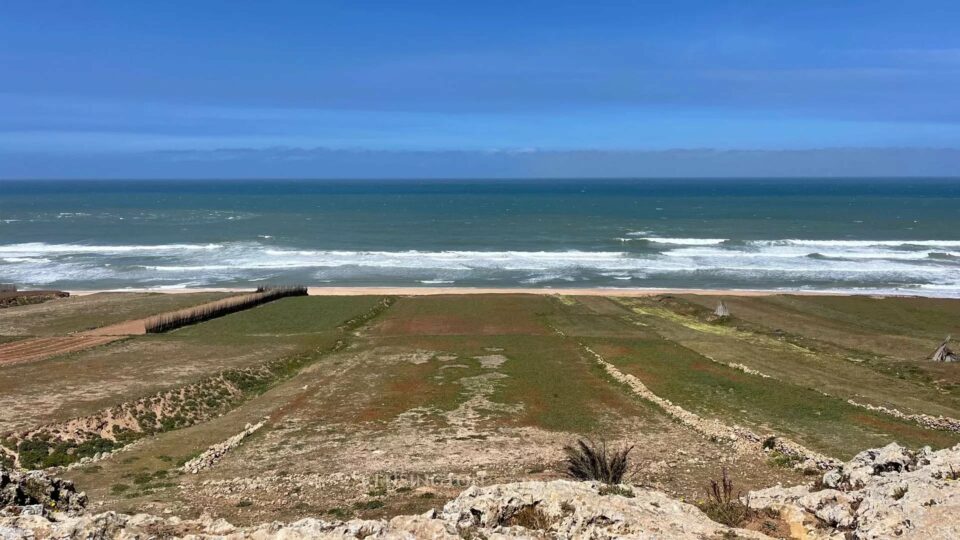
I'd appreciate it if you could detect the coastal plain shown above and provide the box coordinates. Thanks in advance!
[1,290,959,528]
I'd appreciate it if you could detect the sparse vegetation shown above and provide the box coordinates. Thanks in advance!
[0,290,68,309]
[563,439,633,484]
[505,504,555,530]
[352,499,384,510]
[698,468,748,527]
[3,295,397,470]
[768,451,802,469]
[598,484,635,497]
[326,507,351,519]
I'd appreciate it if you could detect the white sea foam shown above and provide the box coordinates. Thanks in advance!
[630,237,728,245]
[2,240,960,296]
[1,257,51,264]
[0,242,223,255]
[762,239,960,248]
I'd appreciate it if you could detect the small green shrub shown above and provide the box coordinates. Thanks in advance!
[353,499,384,510]
[768,451,801,469]
[133,471,159,485]
[598,484,635,498]
[326,507,351,519]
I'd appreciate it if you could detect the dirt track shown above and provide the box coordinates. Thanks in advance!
[0,335,122,366]
[0,318,144,367]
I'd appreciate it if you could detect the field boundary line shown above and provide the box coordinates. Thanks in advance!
[181,420,266,474]
[546,320,839,469]
[845,399,960,434]
[613,303,960,437]
[566,339,840,472]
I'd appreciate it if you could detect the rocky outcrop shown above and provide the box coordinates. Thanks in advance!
[0,466,86,517]
[0,479,773,539]
[747,442,960,539]
[6,444,960,539]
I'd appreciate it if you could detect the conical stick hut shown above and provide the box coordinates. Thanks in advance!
[931,336,959,363]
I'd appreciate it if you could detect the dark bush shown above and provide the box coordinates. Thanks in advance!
[563,439,633,484]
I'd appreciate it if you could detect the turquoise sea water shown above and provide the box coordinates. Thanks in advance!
[2,178,960,295]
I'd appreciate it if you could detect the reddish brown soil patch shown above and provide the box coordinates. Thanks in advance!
[850,412,941,441]
[81,319,146,336]
[376,314,478,336]
[352,361,454,423]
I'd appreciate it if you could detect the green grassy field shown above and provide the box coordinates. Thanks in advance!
[613,296,960,419]
[591,336,958,458]
[2,291,958,525]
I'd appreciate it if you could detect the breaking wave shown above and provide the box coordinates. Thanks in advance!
[2,239,960,296]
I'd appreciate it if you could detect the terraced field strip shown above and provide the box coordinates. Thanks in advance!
[0,335,122,366]
[611,296,960,428]
[578,339,839,469]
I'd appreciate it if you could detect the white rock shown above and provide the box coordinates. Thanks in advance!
[747,442,960,539]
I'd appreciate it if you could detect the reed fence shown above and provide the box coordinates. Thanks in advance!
[144,286,307,333]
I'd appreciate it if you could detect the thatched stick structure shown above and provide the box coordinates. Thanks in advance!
[931,336,959,363]
[714,300,730,318]
[144,286,307,333]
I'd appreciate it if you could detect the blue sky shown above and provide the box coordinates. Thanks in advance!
[2,1,960,177]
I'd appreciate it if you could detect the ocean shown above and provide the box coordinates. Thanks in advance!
[2,178,960,296]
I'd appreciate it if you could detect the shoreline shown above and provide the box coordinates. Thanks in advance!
[59,286,896,298]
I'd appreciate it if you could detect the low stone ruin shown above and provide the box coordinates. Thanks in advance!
[714,300,730,318]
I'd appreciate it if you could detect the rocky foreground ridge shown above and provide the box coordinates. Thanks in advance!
[2,443,959,539]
